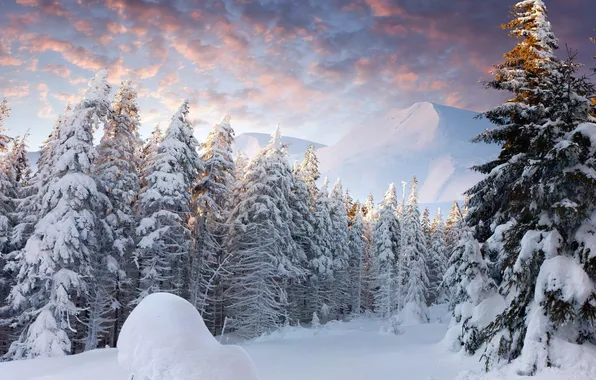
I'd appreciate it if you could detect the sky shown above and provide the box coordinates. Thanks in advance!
[0,0,594,149]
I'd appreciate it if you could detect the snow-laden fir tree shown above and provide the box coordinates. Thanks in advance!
[329,179,351,319]
[348,209,366,314]
[0,98,13,253]
[8,135,32,188]
[310,178,335,323]
[233,151,249,181]
[8,110,68,259]
[443,226,504,355]
[360,192,376,311]
[371,183,400,317]
[3,70,112,359]
[139,125,162,189]
[225,128,303,337]
[399,177,429,324]
[134,101,200,303]
[427,209,447,305]
[191,115,235,333]
[300,144,320,204]
[0,98,9,152]
[93,80,143,347]
[466,1,596,373]
[445,201,463,253]
[421,207,431,248]
[287,162,320,323]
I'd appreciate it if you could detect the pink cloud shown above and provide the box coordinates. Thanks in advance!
[28,36,109,71]
[41,63,72,78]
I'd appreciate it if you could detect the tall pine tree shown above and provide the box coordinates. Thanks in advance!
[4,71,112,359]
[465,0,596,372]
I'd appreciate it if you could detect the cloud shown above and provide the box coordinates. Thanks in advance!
[41,63,71,78]
[2,84,30,98]
[28,36,109,71]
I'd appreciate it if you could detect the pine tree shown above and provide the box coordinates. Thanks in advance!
[445,201,463,253]
[0,98,10,152]
[371,184,401,317]
[93,81,143,347]
[3,70,112,359]
[348,209,366,314]
[329,179,351,319]
[310,178,335,322]
[464,1,596,372]
[134,101,199,303]
[225,129,303,337]
[360,192,376,311]
[443,226,503,355]
[191,115,235,333]
[427,209,447,305]
[421,207,431,247]
[287,163,319,323]
[399,177,429,323]
[300,144,320,204]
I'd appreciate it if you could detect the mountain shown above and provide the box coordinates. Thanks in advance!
[233,132,327,163]
[317,102,498,205]
[232,102,498,208]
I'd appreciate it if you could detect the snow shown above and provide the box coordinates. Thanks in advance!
[117,293,259,380]
[1,303,592,380]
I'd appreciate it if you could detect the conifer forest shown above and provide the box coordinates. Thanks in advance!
[0,0,595,379]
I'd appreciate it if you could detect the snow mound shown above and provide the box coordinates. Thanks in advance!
[117,293,260,380]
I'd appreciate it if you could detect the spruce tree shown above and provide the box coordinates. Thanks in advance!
[134,101,199,303]
[427,209,447,305]
[445,201,463,253]
[464,0,596,372]
[371,184,401,317]
[300,144,320,204]
[329,179,351,319]
[225,129,303,337]
[0,98,10,152]
[399,177,429,323]
[93,81,143,346]
[310,178,335,322]
[421,207,431,248]
[191,115,235,333]
[348,209,366,314]
[3,71,112,359]
[443,226,503,355]
[288,163,319,323]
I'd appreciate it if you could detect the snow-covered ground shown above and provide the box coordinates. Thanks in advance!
[0,304,593,380]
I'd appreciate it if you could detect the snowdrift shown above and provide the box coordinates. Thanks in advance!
[117,292,259,380]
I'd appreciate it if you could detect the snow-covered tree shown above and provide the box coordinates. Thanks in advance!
[348,209,366,314]
[421,207,431,247]
[465,1,596,372]
[443,226,503,355]
[0,98,10,152]
[287,163,319,323]
[309,178,334,322]
[225,129,303,337]
[3,70,112,359]
[299,144,320,204]
[191,115,235,333]
[399,177,429,324]
[427,209,447,305]
[360,192,376,311]
[134,101,199,304]
[329,179,351,319]
[93,81,143,346]
[371,184,400,317]
[445,201,463,253]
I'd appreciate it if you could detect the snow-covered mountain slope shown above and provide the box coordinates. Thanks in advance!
[234,132,326,162]
[316,102,498,204]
